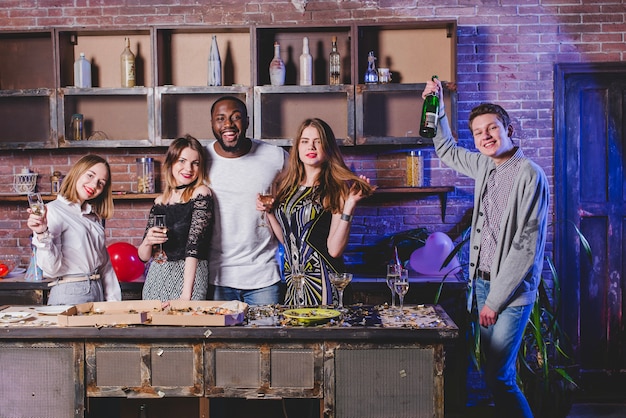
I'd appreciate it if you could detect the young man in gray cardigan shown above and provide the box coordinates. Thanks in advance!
[423,79,549,418]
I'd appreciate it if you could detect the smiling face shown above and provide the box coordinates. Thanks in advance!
[75,162,109,203]
[470,113,515,165]
[298,125,326,168]
[172,146,201,187]
[211,98,250,156]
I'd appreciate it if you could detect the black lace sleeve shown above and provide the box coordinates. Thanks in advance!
[185,193,214,259]
[142,205,157,240]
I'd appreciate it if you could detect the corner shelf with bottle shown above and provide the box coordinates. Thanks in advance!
[56,29,154,148]
[253,25,355,146]
[0,30,57,149]
[355,21,457,146]
[154,26,253,144]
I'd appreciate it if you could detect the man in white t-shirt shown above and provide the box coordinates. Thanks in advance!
[206,96,288,305]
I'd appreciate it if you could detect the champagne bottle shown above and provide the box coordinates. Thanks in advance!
[299,37,312,86]
[329,36,341,85]
[419,75,440,138]
[208,35,222,86]
[120,37,136,88]
[269,42,285,86]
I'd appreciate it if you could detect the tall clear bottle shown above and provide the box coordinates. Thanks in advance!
[120,37,136,88]
[329,36,341,85]
[74,52,92,88]
[299,37,312,86]
[269,42,286,86]
[208,35,222,86]
[419,75,440,138]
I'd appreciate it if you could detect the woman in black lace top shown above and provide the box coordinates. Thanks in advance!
[139,135,214,303]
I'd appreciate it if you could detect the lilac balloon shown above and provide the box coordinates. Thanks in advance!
[409,232,461,276]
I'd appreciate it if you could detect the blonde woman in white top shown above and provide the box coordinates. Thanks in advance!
[26,155,121,305]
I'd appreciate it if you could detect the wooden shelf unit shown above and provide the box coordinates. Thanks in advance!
[0,21,457,149]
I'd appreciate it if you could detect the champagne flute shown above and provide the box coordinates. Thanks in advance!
[258,184,274,227]
[394,269,410,317]
[329,272,353,310]
[27,192,45,216]
[386,264,401,309]
[153,214,168,264]
[292,273,306,307]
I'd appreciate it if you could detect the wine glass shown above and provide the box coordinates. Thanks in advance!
[386,264,401,309]
[329,272,352,310]
[394,269,410,316]
[27,193,45,216]
[153,214,168,264]
[291,273,306,307]
[258,184,274,227]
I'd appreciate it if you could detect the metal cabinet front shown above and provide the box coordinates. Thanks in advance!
[0,341,83,418]
[85,342,203,398]
[205,341,323,399]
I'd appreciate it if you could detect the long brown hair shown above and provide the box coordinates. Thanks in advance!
[162,134,209,203]
[60,154,114,220]
[276,118,374,213]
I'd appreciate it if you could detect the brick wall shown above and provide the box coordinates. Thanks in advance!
[1,0,625,269]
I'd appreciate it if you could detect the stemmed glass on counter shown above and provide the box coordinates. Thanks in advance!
[329,272,353,310]
[292,273,306,307]
[153,214,168,264]
[386,264,402,309]
[394,268,410,316]
[27,193,45,216]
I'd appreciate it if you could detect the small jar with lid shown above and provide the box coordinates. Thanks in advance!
[50,170,63,195]
[406,150,424,187]
[136,157,155,194]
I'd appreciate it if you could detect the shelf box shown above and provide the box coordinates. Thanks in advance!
[155,86,252,144]
[256,26,353,86]
[0,31,55,90]
[355,83,457,146]
[254,85,354,146]
[357,22,456,84]
[0,90,57,148]
[59,87,153,146]
[156,27,251,87]
[58,29,152,89]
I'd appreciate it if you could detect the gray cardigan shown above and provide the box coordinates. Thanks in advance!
[433,114,550,312]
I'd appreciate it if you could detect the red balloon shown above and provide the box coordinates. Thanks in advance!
[107,242,145,282]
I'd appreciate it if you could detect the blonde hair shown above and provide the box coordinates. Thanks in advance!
[60,154,114,220]
[276,118,374,213]
[162,134,209,203]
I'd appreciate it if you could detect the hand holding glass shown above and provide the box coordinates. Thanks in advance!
[27,193,45,216]
[153,215,168,264]
[258,184,274,227]
[329,272,353,309]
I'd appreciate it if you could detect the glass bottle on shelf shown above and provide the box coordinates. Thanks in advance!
[364,51,378,84]
[120,37,136,88]
[208,35,222,86]
[269,42,286,86]
[299,37,312,86]
[419,75,440,138]
[73,52,91,88]
[329,36,341,85]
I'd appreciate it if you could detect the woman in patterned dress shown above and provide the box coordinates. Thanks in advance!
[139,135,214,304]
[258,118,374,306]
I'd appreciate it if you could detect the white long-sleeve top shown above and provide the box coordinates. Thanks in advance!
[31,195,121,301]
